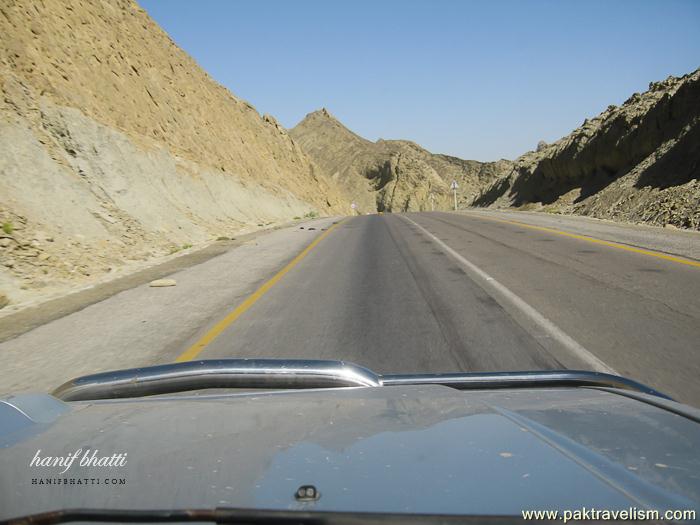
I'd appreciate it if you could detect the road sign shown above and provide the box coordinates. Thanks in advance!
[351,202,357,209]
[450,180,459,190]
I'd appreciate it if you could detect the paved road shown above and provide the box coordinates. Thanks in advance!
[2,211,700,406]
[190,212,700,405]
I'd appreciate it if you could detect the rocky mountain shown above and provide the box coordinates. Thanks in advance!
[1,0,697,313]
[0,0,351,309]
[474,68,700,229]
[290,109,512,213]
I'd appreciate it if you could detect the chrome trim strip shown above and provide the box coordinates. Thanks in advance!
[52,359,381,401]
[51,360,670,401]
[380,370,671,399]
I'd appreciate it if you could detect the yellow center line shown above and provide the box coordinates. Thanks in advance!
[465,213,700,269]
[175,219,347,362]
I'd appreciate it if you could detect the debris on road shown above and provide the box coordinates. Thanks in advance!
[149,279,177,288]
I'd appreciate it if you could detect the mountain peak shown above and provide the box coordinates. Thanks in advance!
[306,107,335,121]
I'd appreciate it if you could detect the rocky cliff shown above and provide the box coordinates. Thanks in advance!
[0,0,351,309]
[290,109,511,213]
[473,69,700,229]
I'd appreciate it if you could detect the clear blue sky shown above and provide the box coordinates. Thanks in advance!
[140,0,700,161]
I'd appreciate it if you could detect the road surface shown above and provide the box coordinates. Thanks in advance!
[1,211,699,406]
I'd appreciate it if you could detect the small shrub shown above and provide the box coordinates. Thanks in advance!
[182,243,192,249]
[216,236,230,241]
[304,211,319,219]
[293,216,301,220]
[1,222,13,235]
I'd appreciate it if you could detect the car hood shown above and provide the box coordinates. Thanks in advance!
[1,385,699,518]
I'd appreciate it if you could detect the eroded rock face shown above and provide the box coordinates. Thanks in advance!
[290,109,511,213]
[0,0,353,307]
[474,69,700,230]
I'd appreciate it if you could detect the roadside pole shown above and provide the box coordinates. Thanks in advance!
[450,180,459,211]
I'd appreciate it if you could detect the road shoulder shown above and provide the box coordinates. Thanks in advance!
[0,219,333,343]
[0,217,341,394]
[460,209,700,262]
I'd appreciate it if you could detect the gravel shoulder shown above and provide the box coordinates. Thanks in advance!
[0,217,339,394]
[0,220,326,343]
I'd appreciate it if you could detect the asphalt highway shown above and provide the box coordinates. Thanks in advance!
[2,211,699,406]
[188,212,700,405]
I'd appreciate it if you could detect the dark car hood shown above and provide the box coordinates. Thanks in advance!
[1,385,699,518]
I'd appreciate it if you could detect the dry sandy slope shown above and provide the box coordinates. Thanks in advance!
[0,0,352,310]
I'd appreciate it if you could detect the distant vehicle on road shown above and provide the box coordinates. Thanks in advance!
[1,359,698,523]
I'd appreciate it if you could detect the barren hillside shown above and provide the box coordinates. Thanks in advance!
[290,109,511,213]
[0,0,351,309]
[1,0,697,314]
[474,69,700,229]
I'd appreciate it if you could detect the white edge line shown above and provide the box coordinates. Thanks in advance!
[400,215,617,375]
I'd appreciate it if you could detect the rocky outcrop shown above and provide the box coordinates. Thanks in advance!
[0,0,352,309]
[473,69,700,229]
[290,109,511,213]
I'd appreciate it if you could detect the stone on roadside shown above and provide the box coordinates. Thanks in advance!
[0,293,9,309]
[149,278,176,287]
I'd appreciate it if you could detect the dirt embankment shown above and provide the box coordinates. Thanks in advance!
[290,109,511,213]
[473,69,700,229]
[0,0,352,311]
